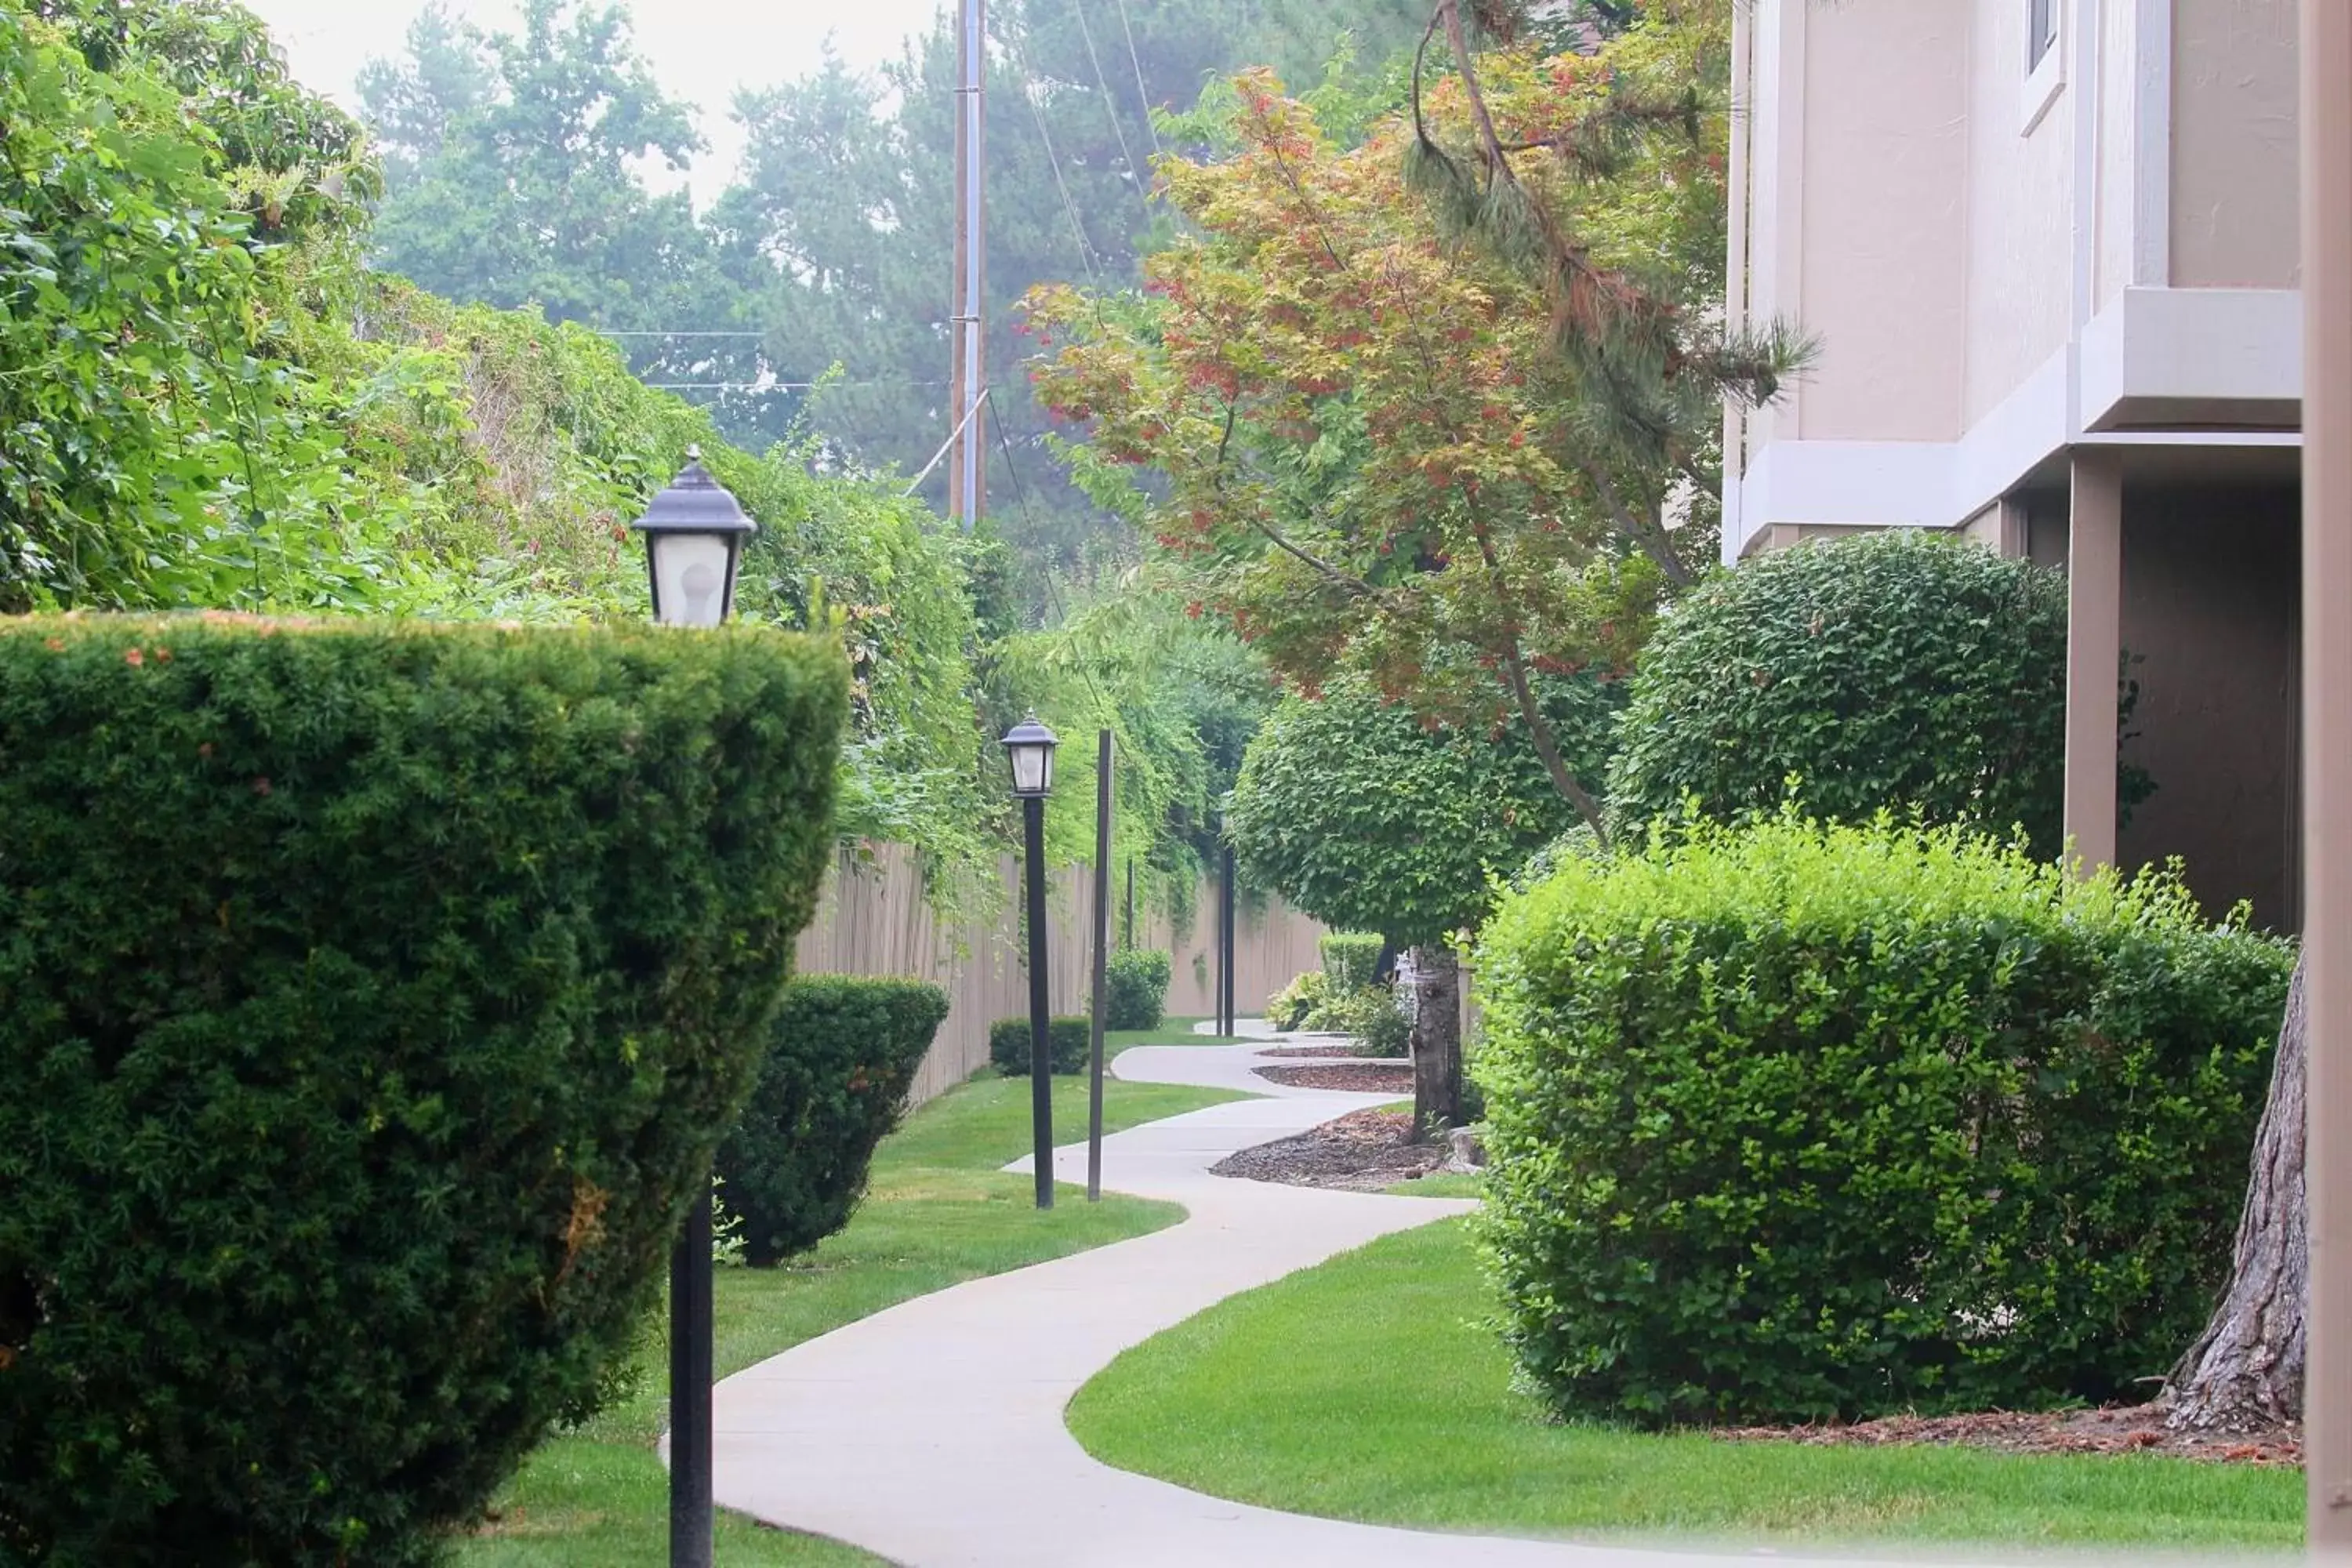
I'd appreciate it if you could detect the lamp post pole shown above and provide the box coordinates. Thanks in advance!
[1023,789,1054,1210]
[666,1197,712,1568]
[1000,714,1060,1211]
[630,448,757,1568]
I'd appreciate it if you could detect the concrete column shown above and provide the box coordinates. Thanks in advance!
[2303,0,2352,1550]
[2063,449,2123,869]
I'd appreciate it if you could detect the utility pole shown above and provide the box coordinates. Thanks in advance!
[949,0,986,532]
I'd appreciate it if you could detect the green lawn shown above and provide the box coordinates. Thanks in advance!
[458,1070,1246,1566]
[1109,1017,1242,1048]
[1067,1218,2303,1555]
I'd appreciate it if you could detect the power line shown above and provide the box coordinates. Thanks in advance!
[641,379,947,391]
[1004,33,1102,287]
[1112,0,1164,159]
[1070,0,1144,205]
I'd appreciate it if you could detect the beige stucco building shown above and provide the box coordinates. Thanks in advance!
[1724,0,2304,928]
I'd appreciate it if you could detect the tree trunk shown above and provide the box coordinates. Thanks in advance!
[2165,953,2308,1430]
[1405,944,1462,1142]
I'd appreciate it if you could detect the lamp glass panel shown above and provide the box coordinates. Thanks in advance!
[649,532,734,628]
[1009,743,1048,796]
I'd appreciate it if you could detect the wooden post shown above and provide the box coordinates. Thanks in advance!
[1087,731,1112,1201]
[2303,0,2352,1547]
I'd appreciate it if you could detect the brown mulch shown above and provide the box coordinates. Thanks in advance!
[1211,1108,1452,1192]
[1254,1062,1416,1094]
[1715,1403,2302,1466]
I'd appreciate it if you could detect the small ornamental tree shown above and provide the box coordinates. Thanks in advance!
[0,615,847,1564]
[1607,532,2074,854]
[1227,673,1613,1132]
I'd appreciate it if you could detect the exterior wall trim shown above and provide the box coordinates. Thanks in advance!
[2079,286,2306,426]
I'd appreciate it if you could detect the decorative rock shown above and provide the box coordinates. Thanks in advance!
[1446,1124,1486,1171]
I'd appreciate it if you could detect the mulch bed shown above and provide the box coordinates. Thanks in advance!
[1211,1108,1452,1192]
[1715,1404,2301,1466]
[1254,1062,1416,1094]
[1258,1041,1385,1058]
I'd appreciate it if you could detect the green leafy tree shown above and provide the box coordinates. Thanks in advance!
[359,0,745,392]
[1226,673,1614,1131]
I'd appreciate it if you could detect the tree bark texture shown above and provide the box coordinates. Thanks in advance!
[1405,944,1463,1142]
[2165,953,2308,1430]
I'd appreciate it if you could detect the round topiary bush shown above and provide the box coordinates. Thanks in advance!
[0,614,847,1565]
[1473,812,2292,1427]
[1316,933,1385,990]
[1606,532,2071,854]
[1104,949,1172,1032]
[716,977,950,1267]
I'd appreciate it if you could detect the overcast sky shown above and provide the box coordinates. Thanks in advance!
[241,0,949,199]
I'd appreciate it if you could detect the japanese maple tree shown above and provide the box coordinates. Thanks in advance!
[1026,0,1795,836]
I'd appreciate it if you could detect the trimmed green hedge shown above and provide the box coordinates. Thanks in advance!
[0,614,846,1565]
[1474,813,2292,1427]
[1606,533,2072,854]
[1317,932,1384,990]
[1105,949,1172,1031]
[990,1015,1092,1076]
[716,977,949,1268]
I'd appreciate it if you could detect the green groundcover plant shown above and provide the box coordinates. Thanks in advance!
[0,614,846,1565]
[1474,811,2293,1428]
[716,978,951,1268]
[1105,949,1173,1033]
[989,1015,1094,1076]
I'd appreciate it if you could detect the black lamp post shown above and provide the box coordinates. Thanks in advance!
[1001,713,1059,1210]
[632,448,757,1568]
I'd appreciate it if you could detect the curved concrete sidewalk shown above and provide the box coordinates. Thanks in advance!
[704,1033,2119,1568]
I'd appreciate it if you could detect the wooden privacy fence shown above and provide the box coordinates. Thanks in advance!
[791,842,1328,1106]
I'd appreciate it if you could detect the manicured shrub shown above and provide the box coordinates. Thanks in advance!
[1474,812,2292,1428]
[989,1014,1093,1076]
[0,614,846,1564]
[1105,949,1173,1031]
[716,977,950,1267]
[1606,532,2072,854]
[1317,932,1385,990]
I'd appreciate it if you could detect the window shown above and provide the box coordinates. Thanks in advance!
[2021,0,2063,134]
[2029,0,2059,71]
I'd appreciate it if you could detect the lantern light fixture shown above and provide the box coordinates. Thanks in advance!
[630,445,757,629]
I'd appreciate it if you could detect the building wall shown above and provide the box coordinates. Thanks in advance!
[2114,484,2300,930]
[2171,0,2301,288]
[1795,0,1969,443]
[1961,0,2075,427]
[791,843,1326,1106]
